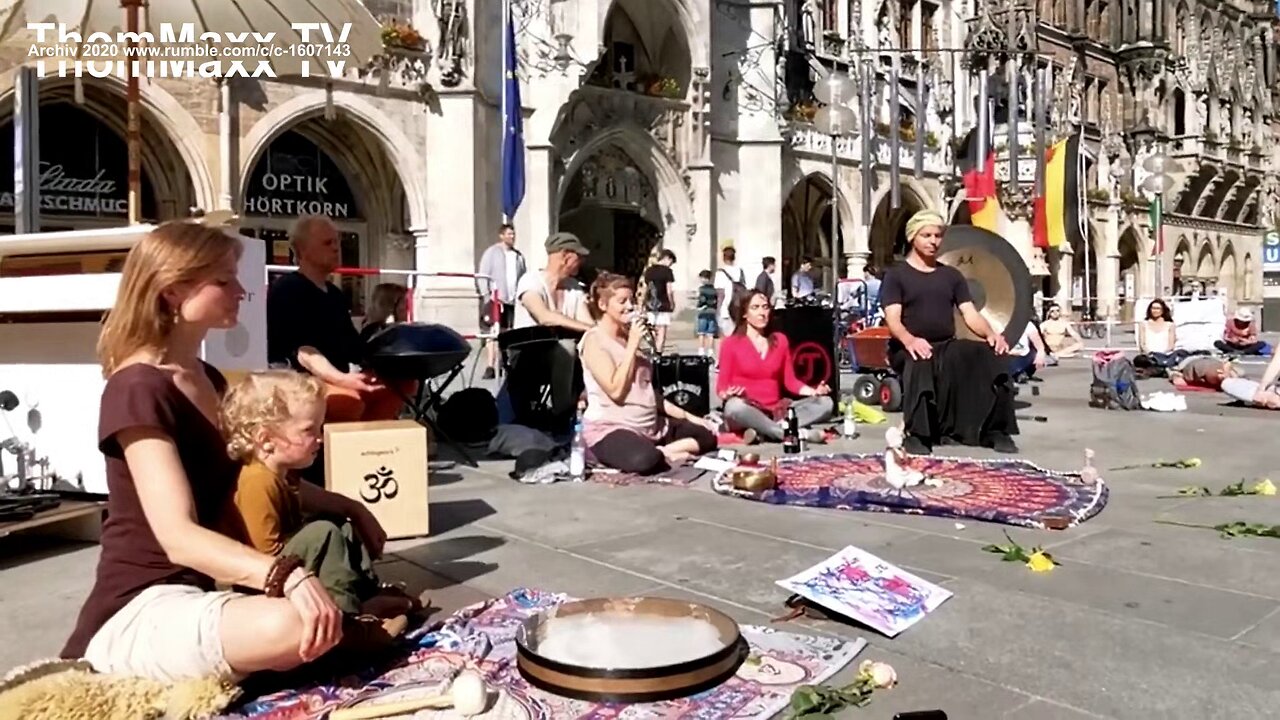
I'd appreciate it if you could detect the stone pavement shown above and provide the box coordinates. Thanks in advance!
[2,361,1279,719]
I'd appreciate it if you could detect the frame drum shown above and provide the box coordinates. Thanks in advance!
[515,596,747,703]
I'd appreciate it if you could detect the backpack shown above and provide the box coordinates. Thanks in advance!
[1089,355,1141,410]
[719,268,749,312]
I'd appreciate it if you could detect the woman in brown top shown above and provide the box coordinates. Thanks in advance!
[62,222,364,682]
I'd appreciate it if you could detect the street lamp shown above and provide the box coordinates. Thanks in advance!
[1141,150,1182,297]
[812,69,859,290]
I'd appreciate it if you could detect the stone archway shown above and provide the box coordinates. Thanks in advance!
[239,92,427,230]
[780,173,854,289]
[557,143,665,284]
[1172,234,1192,295]
[1118,227,1143,320]
[553,118,696,281]
[1194,238,1217,285]
[1218,243,1238,302]
[0,88,201,228]
[240,109,414,314]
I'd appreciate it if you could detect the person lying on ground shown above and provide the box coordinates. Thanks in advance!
[716,290,834,445]
[220,370,417,651]
[1039,303,1084,357]
[66,223,343,683]
[1168,356,1239,391]
[1214,307,1266,356]
[579,273,718,474]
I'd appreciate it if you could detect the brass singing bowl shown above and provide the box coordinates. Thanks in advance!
[728,466,776,492]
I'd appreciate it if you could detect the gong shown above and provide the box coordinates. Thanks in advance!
[938,225,1033,347]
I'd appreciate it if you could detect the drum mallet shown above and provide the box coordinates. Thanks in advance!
[328,670,488,720]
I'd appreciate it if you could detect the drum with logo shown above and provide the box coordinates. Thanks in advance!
[773,305,840,397]
[654,355,712,417]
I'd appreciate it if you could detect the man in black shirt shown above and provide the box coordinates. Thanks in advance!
[267,215,402,422]
[881,210,1018,454]
[754,256,776,302]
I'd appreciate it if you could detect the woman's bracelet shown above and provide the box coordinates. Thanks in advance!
[283,570,316,597]
[264,554,304,598]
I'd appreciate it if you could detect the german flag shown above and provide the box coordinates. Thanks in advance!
[957,128,1001,232]
[1032,133,1086,249]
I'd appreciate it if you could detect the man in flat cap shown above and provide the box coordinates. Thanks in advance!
[502,232,593,434]
[880,210,1019,454]
[513,231,594,332]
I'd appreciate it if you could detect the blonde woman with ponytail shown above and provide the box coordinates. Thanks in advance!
[65,222,351,683]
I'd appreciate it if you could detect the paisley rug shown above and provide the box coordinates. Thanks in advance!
[221,588,864,720]
[713,453,1108,529]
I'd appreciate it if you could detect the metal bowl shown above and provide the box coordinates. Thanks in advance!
[515,596,747,703]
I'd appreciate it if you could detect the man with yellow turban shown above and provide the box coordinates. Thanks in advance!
[879,210,1019,454]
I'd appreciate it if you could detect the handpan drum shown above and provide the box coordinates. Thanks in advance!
[937,225,1033,347]
[516,596,748,703]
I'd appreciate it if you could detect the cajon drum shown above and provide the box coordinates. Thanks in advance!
[324,420,430,540]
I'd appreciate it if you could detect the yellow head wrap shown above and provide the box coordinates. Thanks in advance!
[905,210,946,242]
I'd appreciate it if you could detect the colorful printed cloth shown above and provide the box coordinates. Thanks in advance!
[713,452,1108,529]
[222,588,864,719]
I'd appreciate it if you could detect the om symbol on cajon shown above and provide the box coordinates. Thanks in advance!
[360,466,399,504]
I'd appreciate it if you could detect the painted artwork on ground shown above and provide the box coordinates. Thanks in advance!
[777,545,953,637]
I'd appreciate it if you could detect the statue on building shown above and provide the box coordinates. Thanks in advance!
[1242,106,1254,144]
[1195,93,1209,133]
[800,0,818,49]
[1217,102,1231,140]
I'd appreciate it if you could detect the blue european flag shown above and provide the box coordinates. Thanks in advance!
[500,0,525,220]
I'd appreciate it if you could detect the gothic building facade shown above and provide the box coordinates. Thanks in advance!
[1,0,1276,328]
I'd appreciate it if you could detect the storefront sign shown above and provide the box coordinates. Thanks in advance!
[0,162,126,215]
[0,102,149,219]
[1264,231,1280,272]
[243,130,360,219]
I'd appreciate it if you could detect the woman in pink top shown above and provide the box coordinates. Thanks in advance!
[717,291,834,443]
[580,273,718,474]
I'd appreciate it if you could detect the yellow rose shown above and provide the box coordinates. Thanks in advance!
[1026,551,1056,573]
[858,660,898,688]
[1254,479,1277,496]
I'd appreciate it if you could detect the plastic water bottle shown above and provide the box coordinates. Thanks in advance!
[569,403,587,481]
[842,396,859,439]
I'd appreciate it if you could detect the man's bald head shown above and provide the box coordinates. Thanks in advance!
[290,215,340,275]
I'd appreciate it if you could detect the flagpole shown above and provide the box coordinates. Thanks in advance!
[500,0,510,225]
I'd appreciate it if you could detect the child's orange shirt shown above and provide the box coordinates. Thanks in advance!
[232,462,303,555]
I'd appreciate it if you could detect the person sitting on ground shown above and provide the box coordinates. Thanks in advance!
[64,222,347,682]
[1215,307,1266,356]
[580,272,718,474]
[267,215,402,423]
[1008,319,1050,383]
[716,290,835,445]
[359,283,409,344]
[1039,303,1084,357]
[881,209,1019,454]
[221,370,416,651]
[1168,355,1240,391]
[1135,298,1186,371]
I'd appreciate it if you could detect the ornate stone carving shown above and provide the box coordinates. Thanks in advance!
[356,47,436,100]
[553,87,690,169]
[565,146,662,223]
[432,0,469,87]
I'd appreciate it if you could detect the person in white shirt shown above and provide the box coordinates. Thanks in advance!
[714,246,747,339]
[513,232,593,332]
[476,223,527,379]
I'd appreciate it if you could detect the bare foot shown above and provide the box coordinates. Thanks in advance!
[661,448,693,466]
